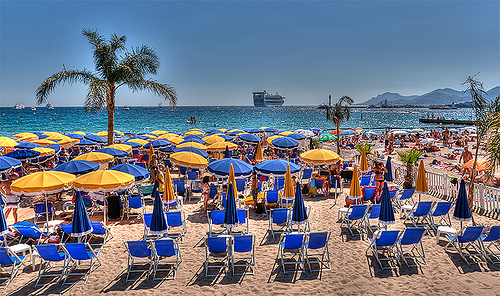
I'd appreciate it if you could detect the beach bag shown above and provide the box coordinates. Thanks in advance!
[255,202,265,214]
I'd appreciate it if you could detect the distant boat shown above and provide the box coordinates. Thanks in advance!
[253,90,285,107]
[158,102,163,108]
[30,106,37,111]
[46,102,54,109]
[123,106,130,110]
[14,103,25,109]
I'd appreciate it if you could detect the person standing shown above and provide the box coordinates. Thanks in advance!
[372,161,388,202]
[202,176,211,212]
[250,172,259,207]
[0,173,20,223]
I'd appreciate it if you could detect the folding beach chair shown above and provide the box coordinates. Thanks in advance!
[397,227,426,267]
[143,213,153,239]
[301,169,313,185]
[62,243,101,284]
[429,202,453,232]
[232,235,255,276]
[235,179,247,195]
[173,180,186,197]
[362,187,377,203]
[124,194,144,220]
[205,236,230,277]
[403,201,434,233]
[366,230,401,270]
[166,211,186,242]
[480,225,500,264]
[395,189,415,211]
[89,222,112,249]
[124,240,154,281]
[15,225,50,245]
[278,233,305,273]
[232,208,249,235]
[265,190,280,213]
[360,174,373,187]
[304,232,331,272]
[152,238,181,280]
[33,244,69,286]
[364,204,381,235]
[189,180,203,202]
[445,226,485,264]
[0,246,28,289]
[34,202,53,225]
[275,177,285,191]
[208,210,226,236]
[340,204,368,238]
[269,208,290,239]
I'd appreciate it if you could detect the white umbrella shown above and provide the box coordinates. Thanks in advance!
[420,138,435,145]
[391,130,408,136]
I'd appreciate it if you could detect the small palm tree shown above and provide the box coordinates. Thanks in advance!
[36,29,177,145]
[355,144,372,154]
[320,96,354,154]
[397,149,423,189]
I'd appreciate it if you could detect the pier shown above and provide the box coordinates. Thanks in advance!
[419,117,475,125]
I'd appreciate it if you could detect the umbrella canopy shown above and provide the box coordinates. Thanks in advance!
[415,160,429,194]
[378,183,396,226]
[291,181,308,225]
[127,135,149,141]
[15,141,43,149]
[46,134,71,142]
[127,139,148,146]
[0,156,22,173]
[137,132,158,139]
[95,148,128,158]
[71,191,93,238]
[206,142,238,152]
[207,158,254,178]
[75,139,97,146]
[12,132,38,140]
[109,163,150,181]
[74,170,135,192]
[143,139,171,149]
[266,135,282,145]
[84,134,106,143]
[319,133,336,141]
[52,160,99,175]
[286,133,306,140]
[239,133,261,144]
[96,131,122,137]
[150,130,168,136]
[11,171,75,196]
[32,147,55,157]
[360,149,369,173]
[271,136,299,149]
[283,165,294,199]
[57,138,79,148]
[150,181,168,235]
[176,142,208,150]
[31,139,57,147]
[159,145,176,153]
[174,147,209,158]
[202,135,225,145]
[245,128,262,134]
[169,151,209,168]
[330,129,344,135]
[0,202,8,236]
[163,168,176,202]
[185,130,205,136]
[349,165,362,200]
[160,134,184,145]
[278,131,293,136]
[260,127,275,132]
[121,141,142,148]
[384,156,393,182]
[300,149,340,165]
[67,133,85,139]
[74,152,114,163]
[72,131,87,136]
[461,157,489,172]
[47,144,61,154]
[179,138,206,145]
[107,144,133,153]
[4,149,40,161]
[254,141,264,162]
[339,130,357,136]
[0,137,19,148]
[453,179,472,222]
[224,183,239,229]
[254,159,301,176]
[295,129,315,137]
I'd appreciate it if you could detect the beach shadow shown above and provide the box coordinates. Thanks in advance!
[186,262,224,286]
[259,230,280,246]
[365,255,400,278]
[445,252,485,274]
[99,268,162,292]
[340,227,365,243]
[185,210,208,225]
[267,258,300,284]
[7,276,73,296]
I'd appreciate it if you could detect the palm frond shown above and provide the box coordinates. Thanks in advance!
[84,79,108,114]
[110,33,127,52]
[126,79,177,109]
[82,29,104,48]
[35,69,97,104]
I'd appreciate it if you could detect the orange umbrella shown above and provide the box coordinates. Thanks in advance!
[228,164,238,198]
[283,165,294,199]
[163,167,176,202]
[461,157,489,172]
[349,165,362,200]
[360,149,369,173]
[415,160,429,194]
[255,141,264,162]
[330,129,344,135]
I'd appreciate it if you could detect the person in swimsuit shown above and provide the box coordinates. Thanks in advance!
[0,172,20,223]
[202,176,211,212]
[372,161,388,200]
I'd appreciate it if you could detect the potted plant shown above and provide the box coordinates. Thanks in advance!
[397,149,423,189]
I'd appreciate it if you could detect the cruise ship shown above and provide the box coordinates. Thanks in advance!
[253,90,285,107]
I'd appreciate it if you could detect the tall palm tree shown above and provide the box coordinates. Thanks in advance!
[36,29,177,145]
[320,96,354,154]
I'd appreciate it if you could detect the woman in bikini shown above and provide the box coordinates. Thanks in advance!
[372,161,388,201]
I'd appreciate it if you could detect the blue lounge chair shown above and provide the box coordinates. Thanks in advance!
[143,213,153,239]
[34,202,53,224]
[124,240,153,281]
[269,208,290,239]
[265,190,280,213]
[90,222,112,248]
[166,211,186,242]
[275,177,285,191]
[301,168,313,184]
[366,230,401,270]
[152,238,181,280]
[231,235,255,276]
[232,208,249,235]
[33,244,69,286]
[205,236,230,277]
[304,232,331,272]
[62,243,101,284]
[397,227,426,267]
[362,187,377,203]
[15,225,49,244]
[340,204,368,238]
[364,204,381,234]
[445,226,485,264]
[394,189,415,210]
[278,233,305,273]
[430,202,453,232]
[360,174,373,187]
[0,247,28,289]
[480,225,500,264]
[173,180,186,196]
[124,195,144,220]
[403,201,434,232]
[208,210,226,236]
[236,179,247,194]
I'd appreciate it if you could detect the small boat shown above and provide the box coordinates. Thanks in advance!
[158,102,163,108]
[123,106,130,110]
[30,106,37,111]
[46,102,54,109]
[14,103,25,109]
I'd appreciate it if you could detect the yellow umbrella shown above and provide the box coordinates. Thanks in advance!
[73,131,87,136]
[159,134,184,145]
[151,130,168,136]
[12,132,38,140]
[163,168,176,202]
[148,144,155,160]
[353,127,363,134]
[259,126,271,131]
[58,138,79,148]
[415,160,429,194]
[185,130,204,136]
[42,132,64,138]
[279,131,293,136]
[107,144,132,153]
[32,139,57,147]
[349,165,363,200]
[228,164,238,198]
[0,137,19,148]
[360,149,369,173]
[176,142,208,150]
[74,152,114,163]
[203,135,225,145]
[127,139,148,146]
[300,149,340,165]
[11,171,75,196]
[266,135,282,145]
[218,128,228,133]
[46,134,71,141]
[188,128,204,132]
[283,165,294,199]
[226,129,243,134]
[170,151,209,168]
[32,147,55,156]
[262,133,268,147]
[96,130,124,137]
[74,170,135,192]
[255,141,264,162]
[206,142,238,152]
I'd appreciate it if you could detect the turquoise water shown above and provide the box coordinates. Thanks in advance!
[0,106,473,137]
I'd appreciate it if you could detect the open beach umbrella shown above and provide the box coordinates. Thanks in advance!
[109,163,150,181]
[283,165,295,200]
[67,133,85,140]
[95,148,128,158]
[208,158,254,178]
[150,130,168,136]
[74,152,114,163]
[127,135,149,141]
[461,157,489,172]
[271,136,299,149]
[279,131,293,136]
[176,142,208,150]
[4,149,41,161]
[245,128,262,134]
[150,181,168,235]
[183,134,203,141]
[71,191,93,239]
[224,183,238,231]
[360,149,369,174]
[143,139,171,149]
[84,134,106,143]
[75,139,97,146]
[121,141,142,149]
[170,151,208,168]
[349,165,363,200]
[107,144,133,153]
[137,132,158,139]
[72,131,87,136]
[202,135,225,145]
[319,133,336,141]
[300,149,340,165]
[0,156,22,173]
[260,127,276,133]
[52,160,99,175]
[217,134,233,141]
[239,133,261,144]
[378,183,396,229]
[266,135,282,145]
[330,129,343,135]
[31,139,57,147]
[340,130,357,136]
[295,129,314,137]
[453,179,472,228]
[291,181,308,230]
[12,132,38,140]
[46,134,71,142]
[46,144,61,154]
[160,134,184,145]
[384,156,393,182]
[0,137,19,148]
[15,141,43,149]
[415,160,428,202]
[254,159,301,176]
[127,139,148,146]
[185,130,204,136]
[158,145,175,153]
[32,147,55,157]
[206,142,238,152]
[32,132,49,139]
[286,133,306,140]
[254,141,264,162]
[174,147,209,158]
[179,138,206,145]
[57,138,79,148]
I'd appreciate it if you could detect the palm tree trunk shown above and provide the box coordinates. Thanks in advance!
[468,138,481,209]
[335,124,340,154]
[107,86,115,145]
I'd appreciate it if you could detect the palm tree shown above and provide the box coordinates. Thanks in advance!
[397,149,422,189]
[36,29,177,145]
[320,96,354,154]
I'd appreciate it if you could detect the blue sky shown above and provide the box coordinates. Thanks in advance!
[1,0,498,107]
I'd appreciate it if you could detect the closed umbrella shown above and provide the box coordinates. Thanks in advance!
[52,160,99,175]
[228,164,238,199]
[283,165,295,200]
[453,179,472,229]
[224,146,230,158]
[291,181,308,231]
[71,191,93,240]
[0,156,22,173]
[163,168,177,207]
[0,202,9,239]
[415,160,429,202]
[360,149,369,174]
[254,141,264,162]
[150,181,168,236]
[385,156,393,182]
[349,165,363,201]
[224,183,238,232]
[378,183,396,229]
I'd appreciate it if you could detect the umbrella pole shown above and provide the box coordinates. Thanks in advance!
[104,194,107,226]
[45,194,49,229]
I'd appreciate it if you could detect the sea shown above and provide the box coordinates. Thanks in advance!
[0,106,474,137]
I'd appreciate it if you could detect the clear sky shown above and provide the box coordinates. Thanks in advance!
[1,0,499,107]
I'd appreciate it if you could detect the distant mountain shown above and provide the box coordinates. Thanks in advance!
[359,86,500,106]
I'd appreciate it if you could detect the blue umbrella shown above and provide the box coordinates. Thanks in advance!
[143,139,171,149]
[95,147,128,158]
[0,201,8,238]
[224,146,231,158]
[218,134,233,141]
[150,181,168,235]
[4,149,40,161]
[122,141,142,148]
[254,159,301,176]
[453,179,472,225]
[46,144,61,154]
[339,130,357,136]
[385,156,393,182]
[261,127,276,132]
[67,133,85,139]
[174,147,209,158]
[127,135,149,141]
[0,156,22,173]
[179,139,205,145]
[15,141,43,149]
[244,128,262,134]
[207,158,254,178]
[378,183,396,227]
[229,131,243,136]
[33,132,49,139]
[239,133,261,144]
[224,183,238,230]
[52,160,99,175]
[109,163,150,181]
[271,137,299,149]
[160,145,176,153]
[291,181,308,227]
[137,132,158,138]
[183,135,204,141]
[286,133,306,140]
[71,191,93,239]
[84,134,106,143]
[76,139,97,146]
[310,128,323,135]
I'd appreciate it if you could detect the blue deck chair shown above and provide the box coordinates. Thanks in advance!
[205,236,230,277]
[275,177,285,191]
[173,180,186,197]
[166,211,186,242]
[179,166,187,175]
[445,226,485,264]
[397,227,426,267]
[143,213,153,239]
[89,222,112,248]
[363,187,377,203]
[265,190,280,213]
[187,171,197,181]
[301,169,313,184]
[232,235,255,276]
[304,232,331,272]
[360,175,372,187]
[124,195,144,220]
[15,225,49,244]
[208,210,226,236]
[62,243,101,284]
[278,233,305,273]
[34,202,53,224]
[340,204,368,238]
[366,230,401,270]
[125,240,153,281]
[231,208,249,235]
[0,247,28,289]
[152,238,181,280]
[269,208,290,239]
[480,226,500,264]
[364,204,381,234]
[389,190,398,200]
[189,180,203,202]
[430,202,453,232]
[236,179,247,194]
[403,201,434,232]
[329,175,342,195]
[33,244,69,286]
[394,189,415,210]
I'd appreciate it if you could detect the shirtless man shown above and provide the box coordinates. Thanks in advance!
[460,146,473,164]
[0,173,20,223]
